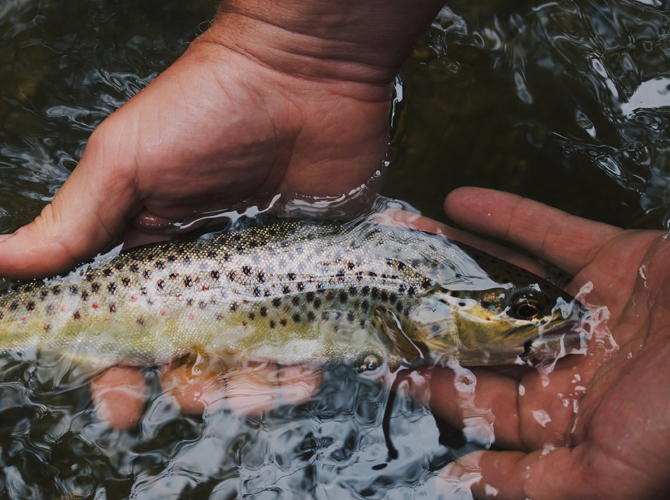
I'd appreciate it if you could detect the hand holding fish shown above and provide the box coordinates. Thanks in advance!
[433,187,670,500]
[0,0,445,280]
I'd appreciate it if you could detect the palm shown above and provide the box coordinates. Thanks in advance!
[433,188,670,500]
[0,40,391,278]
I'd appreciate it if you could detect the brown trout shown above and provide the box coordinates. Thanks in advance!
[0,219,588,376]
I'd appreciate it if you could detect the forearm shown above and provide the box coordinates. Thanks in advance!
[203,0,446,86]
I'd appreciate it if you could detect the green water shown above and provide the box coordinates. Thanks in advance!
[0,0,669,498]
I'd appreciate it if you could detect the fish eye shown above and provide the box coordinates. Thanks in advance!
[509,289,546,320]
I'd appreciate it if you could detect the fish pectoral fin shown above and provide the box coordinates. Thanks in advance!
[374,308,427,367]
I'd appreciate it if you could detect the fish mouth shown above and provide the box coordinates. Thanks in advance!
[522,322,586,364]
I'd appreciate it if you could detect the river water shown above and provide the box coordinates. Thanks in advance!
[0,0,668,498]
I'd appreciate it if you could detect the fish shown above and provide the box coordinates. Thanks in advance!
[0,218,588,380]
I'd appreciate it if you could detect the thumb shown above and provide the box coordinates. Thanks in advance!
[0,136,140,279]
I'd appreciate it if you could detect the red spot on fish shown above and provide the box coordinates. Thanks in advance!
[188,314,194,320]
[22,317,27,324]
[131,296,137,302]
[161,311,167,316]
[92,303,99,309]
[202,285,209,291]
[60,306,67,312]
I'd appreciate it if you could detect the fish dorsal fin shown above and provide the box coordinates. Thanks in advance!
[374,308,428,367]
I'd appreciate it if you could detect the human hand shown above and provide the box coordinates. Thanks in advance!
[432,187,670,499]
[0,0,447,280]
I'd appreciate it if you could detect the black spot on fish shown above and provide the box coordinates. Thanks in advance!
[70,286,78,296]
[184,276,193,287]
[167,255,176,263]
[398,284,407,294]
[137,317,145,326]
[451,291,461,298]
[264,290,271,297]
[215,313,223,321]
[86,273,95,282]
[362,286,370,296]
[287,272,296,281]
[360,319,366,328]
[10,302,18,311]
[230,302,238,312]
[91,283,100,293]
[211,270,220,280]
[27,302,35,312]
[141,287,147,295]
[335,312,343,321]
[187,299,194,306]
[292,313,300,323]
[228,272,236,282]
[108,283,117,294]
[103,269,113,277]
[322,312,330,320]
[404,305,410,316]
[253,287,261,297]
[257,271,265,283]
[390,293,397,304]
[361,300,369,313]
[40,290,48,301]
[157,280,165,290]
[408,286,416,297]
[306,292,315,302]
[270,320,276,328]
[73,311,81,320]
[348,262,355,270]
[292,297,300,306]
[297,282,305,292]
[371,288,379,299]
[169,273,178,280]
[421,279,432,289]
[147,300,154,306]
[355,272,364,282]
[368,271,377,278]
[143,270,151,279]
[130,263,139,273]
[336,270,345,282]
[313,298,322,309]
[46,305,54,314]
[156,261,165,270]
[243,266,252,276]
[207,251,217,259]
[249,312,255,320]
[260,307,267,317]
[339,292,348,303]
[396,302,403,313]
[280,318,287,327]
[283,286,291,295]
[115,263,124,271]
[81,292,89,302]
[349,287,357,295]
[184,257,192,266]
[381,291,388,302]
[307,311,316,322]
[122,278,131,287]
[110,304,117,313]
[272,298,281,307]
[199,302,207,310]
[347,312,354,323]
[44,324,50,332]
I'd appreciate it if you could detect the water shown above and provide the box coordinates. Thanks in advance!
[0,0,669,498]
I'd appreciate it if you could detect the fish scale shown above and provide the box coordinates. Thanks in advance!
[0,219,588,376]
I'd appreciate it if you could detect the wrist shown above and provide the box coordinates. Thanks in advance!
[201,0,445,87]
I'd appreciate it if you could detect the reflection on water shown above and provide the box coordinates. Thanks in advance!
[0,0,669,498]
[386,0,670,229]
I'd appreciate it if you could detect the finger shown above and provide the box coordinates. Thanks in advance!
[0,128,140,279]
[159,354,227,415]
[376,209,547,276]
[90,366,146,429]
[428,366,523,450]
[444,188,621,275]
[276,365,322,405]
[436,444,646,500]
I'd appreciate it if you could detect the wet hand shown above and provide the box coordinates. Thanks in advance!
[433,187,670,500]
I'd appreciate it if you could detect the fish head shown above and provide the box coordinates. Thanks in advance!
[412,282,590,366]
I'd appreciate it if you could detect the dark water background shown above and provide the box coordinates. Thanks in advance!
[0,0,669,498]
